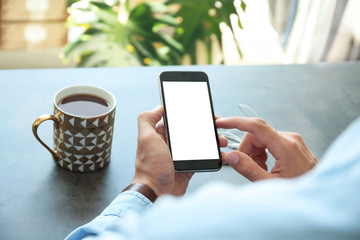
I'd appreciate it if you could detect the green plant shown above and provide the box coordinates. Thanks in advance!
[61,0,246,67]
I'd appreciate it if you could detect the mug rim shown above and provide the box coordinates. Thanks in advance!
[53,84,116,118]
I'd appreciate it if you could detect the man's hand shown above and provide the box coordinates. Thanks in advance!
[132,106,193,197]
[217,117,318,181]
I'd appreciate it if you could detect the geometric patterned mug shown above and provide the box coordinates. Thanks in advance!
[32,85,116,172]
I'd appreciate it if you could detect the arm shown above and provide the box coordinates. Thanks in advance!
[66,109,320,240]
[65,190,153,240]
[65,106,202,239]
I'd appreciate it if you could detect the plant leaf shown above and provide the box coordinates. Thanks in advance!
[241,0,246,12]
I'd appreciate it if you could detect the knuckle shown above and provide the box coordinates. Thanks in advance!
[286,132,306,146]
[243,132,255,141]
[289,132,303,141]
[253,117,267,126]
[138,111,150,121]
[287,138,301,150]
[252,118,271,132]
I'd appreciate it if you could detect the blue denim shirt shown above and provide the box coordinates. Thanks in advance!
[66,118,360,240]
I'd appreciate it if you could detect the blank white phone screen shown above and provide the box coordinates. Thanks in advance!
[162,81,219,161]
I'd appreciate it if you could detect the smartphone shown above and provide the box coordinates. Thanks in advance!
[158,71,222,172]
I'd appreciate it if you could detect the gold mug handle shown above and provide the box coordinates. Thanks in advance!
[32,114,60,160]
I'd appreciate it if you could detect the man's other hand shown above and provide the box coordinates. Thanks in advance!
[217,117,318,181]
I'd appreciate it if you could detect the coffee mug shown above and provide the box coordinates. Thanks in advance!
[32,85,116,172]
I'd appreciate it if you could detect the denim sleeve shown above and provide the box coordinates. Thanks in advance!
[65,190,153,240]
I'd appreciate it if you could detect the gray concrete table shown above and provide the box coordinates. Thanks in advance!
[0,63,359,240]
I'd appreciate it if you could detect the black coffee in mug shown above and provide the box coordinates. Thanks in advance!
[58,94,111,117]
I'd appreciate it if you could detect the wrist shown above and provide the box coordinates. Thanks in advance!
[122,183,158,203]
[131,175,165,197]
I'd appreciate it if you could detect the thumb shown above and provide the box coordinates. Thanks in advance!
[224,151,274,181]
[138,106,164,133]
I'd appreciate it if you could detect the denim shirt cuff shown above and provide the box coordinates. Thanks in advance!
[101,190,153,219]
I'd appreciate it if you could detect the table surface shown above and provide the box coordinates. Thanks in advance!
[1,62,359,240]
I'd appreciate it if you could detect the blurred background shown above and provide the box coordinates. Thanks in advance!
[0,0,359,69]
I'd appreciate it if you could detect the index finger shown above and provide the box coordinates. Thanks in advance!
[216,117,279,148]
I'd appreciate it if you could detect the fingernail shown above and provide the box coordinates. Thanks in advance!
[226,153,239,165]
